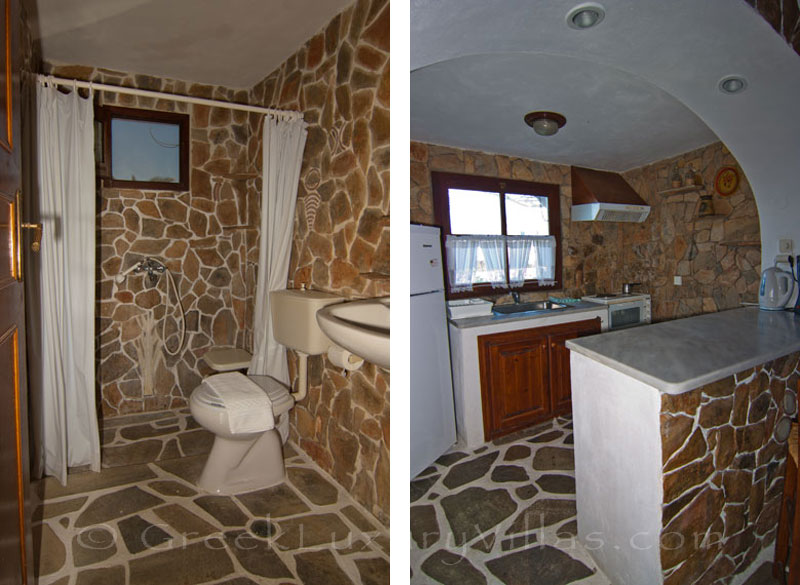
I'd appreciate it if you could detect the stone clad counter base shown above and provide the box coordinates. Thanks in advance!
[570,351,799,585]
[659,352,798,585]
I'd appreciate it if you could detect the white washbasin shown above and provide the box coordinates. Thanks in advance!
[316,297,390,369]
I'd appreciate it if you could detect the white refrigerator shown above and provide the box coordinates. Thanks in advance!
[410,224,457,478]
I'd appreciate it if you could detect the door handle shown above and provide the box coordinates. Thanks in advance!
[21,223,42,252]
[11,191,42,282]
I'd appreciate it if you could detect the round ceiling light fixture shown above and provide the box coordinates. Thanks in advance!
[718,75,748,94]
[524,111,567,136]
[566,2,606,29]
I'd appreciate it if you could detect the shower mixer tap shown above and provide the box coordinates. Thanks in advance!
[115,257,167,284]
[141,258,166,284]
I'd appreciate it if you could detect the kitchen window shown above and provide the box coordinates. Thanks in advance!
[432,171,562,297]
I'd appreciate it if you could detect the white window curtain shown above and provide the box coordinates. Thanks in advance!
[248,114,308,382]
[507,236,534,288]
[529,235,557,285]
[37,79,100,485]
[508,235,557,287]
[444,235,508,290]
[445,234,557,291]
[444,235,479,292]
[481,237,507,288]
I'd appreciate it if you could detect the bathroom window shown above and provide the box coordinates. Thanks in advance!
[95,106,189,191]
[432,171,563,297]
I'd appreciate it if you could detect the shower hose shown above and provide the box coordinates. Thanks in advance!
[161,267,186,356]
[116,257,186,356]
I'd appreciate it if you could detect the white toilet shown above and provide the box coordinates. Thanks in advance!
[189,288,342,495]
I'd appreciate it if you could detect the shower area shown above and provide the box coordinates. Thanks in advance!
[31,71,289,481]
[96,100,262,473]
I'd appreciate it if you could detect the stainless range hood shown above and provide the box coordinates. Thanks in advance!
[571,166,650,223]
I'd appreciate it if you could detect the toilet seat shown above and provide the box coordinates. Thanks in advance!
[191,375,294,417]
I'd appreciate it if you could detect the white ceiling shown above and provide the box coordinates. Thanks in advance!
[410,0,786,172]
[32,0,355,88]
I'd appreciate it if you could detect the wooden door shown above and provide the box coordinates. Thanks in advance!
[479,328,551,440]
[548,318,602,417]
[0,0,31,582]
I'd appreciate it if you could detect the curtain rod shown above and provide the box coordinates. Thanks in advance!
[37,74,304,121]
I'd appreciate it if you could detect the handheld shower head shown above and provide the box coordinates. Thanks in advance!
[115,261,144,284]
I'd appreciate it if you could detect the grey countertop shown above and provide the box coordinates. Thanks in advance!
[448,301,605,329]
[566,307,800,394]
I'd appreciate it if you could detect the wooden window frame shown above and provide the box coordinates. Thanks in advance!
[432,171,563,299]
[95,105,189,191]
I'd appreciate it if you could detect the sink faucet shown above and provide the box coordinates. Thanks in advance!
[511,291,521,304]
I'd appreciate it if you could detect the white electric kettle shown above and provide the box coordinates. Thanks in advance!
[759,266,794,310]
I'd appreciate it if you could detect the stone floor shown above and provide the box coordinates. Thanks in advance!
[33,442,389,585]
[410,416,609,585]
[410,415,782,585]
[100,409,214,468]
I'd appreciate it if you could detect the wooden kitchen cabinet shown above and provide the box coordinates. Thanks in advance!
[478,318,601,440]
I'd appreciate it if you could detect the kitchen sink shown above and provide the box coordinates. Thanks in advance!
[492,300,568,314]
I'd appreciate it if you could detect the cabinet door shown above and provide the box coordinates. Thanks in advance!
[478,318,602,440]
[548,319,602,416]
[479,329,550,440]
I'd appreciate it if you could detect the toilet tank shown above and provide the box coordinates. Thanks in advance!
[270,289,343,355]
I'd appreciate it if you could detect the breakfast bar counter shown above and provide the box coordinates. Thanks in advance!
[567,307,800,394]
[566,307,800,585]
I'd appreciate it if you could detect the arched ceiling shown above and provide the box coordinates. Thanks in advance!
[411,0,800,262]
[412,52,718,172]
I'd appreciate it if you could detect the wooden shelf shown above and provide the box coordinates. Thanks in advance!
[657,184,706,196]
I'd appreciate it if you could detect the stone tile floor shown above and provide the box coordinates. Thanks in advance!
[411,416,609,585]
[33,442,389,585]
[100,409,214,468]
[410,415,780,585]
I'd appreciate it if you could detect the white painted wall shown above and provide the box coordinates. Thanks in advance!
[571,351,664,585]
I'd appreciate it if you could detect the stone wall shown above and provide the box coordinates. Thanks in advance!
[410,141,761,322]
[247,0,390,525]
[42,63,260,419]
[746,0,800,54]
[46,0,390,527]
[659,352,798,584]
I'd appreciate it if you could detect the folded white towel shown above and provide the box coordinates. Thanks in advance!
[203,372,274,434]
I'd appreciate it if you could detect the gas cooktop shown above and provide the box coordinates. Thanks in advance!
[582,292,651,305]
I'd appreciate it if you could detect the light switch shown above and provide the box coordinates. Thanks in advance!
[674,276,682,285]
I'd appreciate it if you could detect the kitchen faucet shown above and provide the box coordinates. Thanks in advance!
[511,291,521,304]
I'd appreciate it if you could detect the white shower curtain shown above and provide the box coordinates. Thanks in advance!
[36,79,100,484]
[249,114,308,382]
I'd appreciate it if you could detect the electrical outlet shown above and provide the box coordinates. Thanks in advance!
[674,276,682,285]
[780,238,794,253]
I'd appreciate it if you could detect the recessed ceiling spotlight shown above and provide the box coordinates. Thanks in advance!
[524,111,567,136]
[718,75,748,94]
[566,2,606,30]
